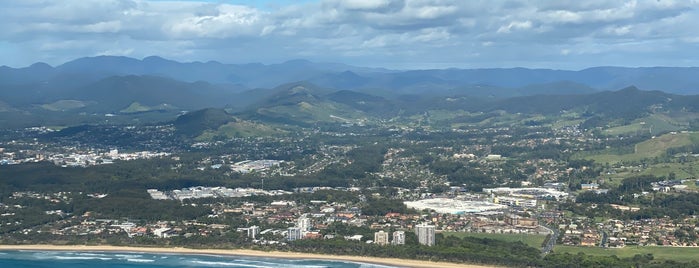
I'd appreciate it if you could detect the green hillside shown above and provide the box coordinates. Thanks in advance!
[247,82,370,125]
[173,108,237,137]
[120,102,177,114]
[40,100,88,111]
[579,132,699,164]
[196,120,287,141]
[604,113,694,136]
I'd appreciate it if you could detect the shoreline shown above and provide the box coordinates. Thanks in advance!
[0,244,498,268]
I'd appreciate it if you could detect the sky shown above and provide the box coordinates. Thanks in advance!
[1,0,699,70]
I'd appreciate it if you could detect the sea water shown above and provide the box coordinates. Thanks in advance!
[0,250,399,268]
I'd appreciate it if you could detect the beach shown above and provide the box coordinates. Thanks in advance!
[0,244,498,268]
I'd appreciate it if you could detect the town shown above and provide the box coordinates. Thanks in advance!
[3,117,699,265]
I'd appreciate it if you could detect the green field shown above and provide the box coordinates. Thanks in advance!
[603,114,688,136]
[579,132,699,164]
[554,245,699,262]
[443,231,547,248]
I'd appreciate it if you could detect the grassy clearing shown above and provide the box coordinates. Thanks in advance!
[635,132,695,156]
[580,132,699,164]
[638,163,696,179]
[552,118,584,129]
[40,100,87,111]
[603,114,687,136]
[443,232,547,248]
[554,245,699,262]
[120,102,152,113]
[598,159,699,182]
[604,122,645,136]
[259,102,364,123]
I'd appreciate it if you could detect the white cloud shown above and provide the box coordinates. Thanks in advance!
[166,4,263,38]
[334,0,394,10]
[96,48,134,56]
[0,0,698,69]
[497,21,533,33]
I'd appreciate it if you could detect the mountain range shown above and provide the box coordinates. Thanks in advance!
[3,56,699,94]
[2,55,699,130]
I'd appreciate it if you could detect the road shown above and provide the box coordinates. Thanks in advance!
[540,224,559,254]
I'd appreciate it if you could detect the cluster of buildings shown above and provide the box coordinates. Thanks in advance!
[651,179,693,193]
[482,187,569,201]
[372,230,406,245]
[557,215,699,248]
[559,222,601,247]
[147,187,291,201]
[230,160,283,173]
[0,146,170,167]
[404,198,507,214]
[48,149,170,167]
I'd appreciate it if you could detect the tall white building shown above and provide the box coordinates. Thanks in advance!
[415,223,435,246]
[287,227,302,241]
[392,231,405,245]
[374,230,389,246]
[297,215,311,232]
[247,225,260,239]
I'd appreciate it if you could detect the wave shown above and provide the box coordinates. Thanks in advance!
[114,254,143,258]
[0,250,401,268]
[126,258,155,263]
[190,260,271,267]
[53,256,113,261]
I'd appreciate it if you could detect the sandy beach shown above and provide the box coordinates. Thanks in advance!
[0,244,499,268]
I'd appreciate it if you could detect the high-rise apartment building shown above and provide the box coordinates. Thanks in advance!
[392,230,405,245]
[374,230,389,245]
[415,223,435,246]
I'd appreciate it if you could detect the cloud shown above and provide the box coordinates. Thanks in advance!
[0,0,698,69]
[166,4,264,38]
[497,20,533,33]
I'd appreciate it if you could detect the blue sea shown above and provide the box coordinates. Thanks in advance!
[0,250,399,268]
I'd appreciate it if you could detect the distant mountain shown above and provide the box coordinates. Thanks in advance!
[0,56,386,89]
[242,82,371,125]
[41,75,242,113]
[5,55,699,129]
[253,81,334,108]
[476,87,699,129]
[577,67,699,94]
[4,56,699,97]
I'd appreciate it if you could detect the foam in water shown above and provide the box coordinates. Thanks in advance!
[126,258,156,263]
[0,250,400,268]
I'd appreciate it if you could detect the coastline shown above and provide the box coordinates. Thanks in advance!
[0,244,498,268]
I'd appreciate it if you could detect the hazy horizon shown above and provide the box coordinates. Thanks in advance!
[5,54,699,72]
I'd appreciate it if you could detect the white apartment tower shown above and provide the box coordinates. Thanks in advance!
[374,230,389,245]
[297,215,311,232]
[287,227,302,241]
[392,230,405,245]
[247,225,260,239]
[415,223,435,246]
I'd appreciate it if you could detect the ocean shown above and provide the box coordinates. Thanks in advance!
[0,250,399,268]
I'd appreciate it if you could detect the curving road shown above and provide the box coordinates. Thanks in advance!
[540,224,559,254]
